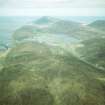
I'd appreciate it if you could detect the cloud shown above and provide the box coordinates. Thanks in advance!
[0,0,105,16]
[0,0,9,6]
[0,0,105,8]
[1,8,105,16]
[0,0,69,8]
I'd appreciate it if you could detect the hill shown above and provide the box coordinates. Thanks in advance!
[89,20,105,31]
[13,17,105,43]
[0,41,105,105]
[76,37,105,69]
[0,16,105,105]
[33,16,58,25]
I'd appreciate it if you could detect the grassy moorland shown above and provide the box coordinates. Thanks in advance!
[76,37,105,69]
[89,20,105,31]
[0,17,105,105]
[13,17,105,42]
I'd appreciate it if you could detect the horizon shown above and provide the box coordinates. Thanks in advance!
[0,8,105,16]
[0,16,105,24]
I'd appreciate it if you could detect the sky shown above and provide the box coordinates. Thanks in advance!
[0,0,105,16]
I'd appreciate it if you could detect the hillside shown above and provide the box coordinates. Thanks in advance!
[0,16,105,105]
[0,42,105,105]
[76,37,105,69]
[13,17,105,43]
[33,16,58,24]
[89,20,105,31]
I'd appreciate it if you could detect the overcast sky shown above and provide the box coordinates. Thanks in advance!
[0,0,105,16]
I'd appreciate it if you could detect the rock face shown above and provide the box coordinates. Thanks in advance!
[0,17,105,105]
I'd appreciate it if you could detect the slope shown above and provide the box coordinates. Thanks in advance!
[76,37,105,69]
[13,16,105,43]
[89,20,105,31]
[0,41,105,105]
